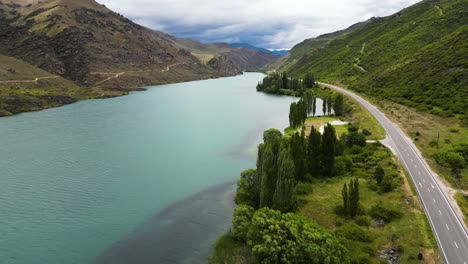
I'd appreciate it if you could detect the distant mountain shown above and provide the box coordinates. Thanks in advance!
[287,0,467,116]
[153,32,281,70]
[230,43,289,56]
[0,0,241,115]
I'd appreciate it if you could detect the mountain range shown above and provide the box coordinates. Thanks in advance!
[0,0,279,115]
[229,43,289,56]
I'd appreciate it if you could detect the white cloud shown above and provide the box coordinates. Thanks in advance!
[96,0,422,49]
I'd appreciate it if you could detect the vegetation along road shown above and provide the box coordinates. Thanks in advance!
[319,82,468,264]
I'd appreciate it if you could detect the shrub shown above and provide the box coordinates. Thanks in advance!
[335,223,373,242]
[449,128,459,133]
[380,174,394,192]
[348,124,360,132]
[232,205,255,241]
[369,203,403,223]
[355,215,371,227]
[247,208,349,264]
[295,182,313,195]
[235,169,258,207]
[350,145,364,154]
[362,129,372,136]
[429,139,438,148]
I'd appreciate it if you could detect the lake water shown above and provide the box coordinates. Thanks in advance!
[0,73,312,264]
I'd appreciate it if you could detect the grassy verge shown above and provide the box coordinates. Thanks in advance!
[376,100,468,190]
[454,193,468,226]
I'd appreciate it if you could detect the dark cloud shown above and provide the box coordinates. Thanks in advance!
[97,0,422,49]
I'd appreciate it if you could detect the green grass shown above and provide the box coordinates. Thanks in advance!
[209,233,255,264]
[454,193,468,226]
[288,0,467,117]
[299,144,439,263]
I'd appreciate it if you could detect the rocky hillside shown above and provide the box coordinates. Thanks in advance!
[287,0,467,117]
[0,0,246,115]
[153,31,280,70]
[0,0,230,89]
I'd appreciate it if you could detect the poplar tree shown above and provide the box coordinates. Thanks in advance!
[350,179,360,218]
[307,126,322,177]
[342,183,349,216]
[322,123,336,177]
[259,129,282,208]
[273,145,297,212]
[291,131,308,181]
[327,96,333,115]
[322,98,327,116]
[333,94,344,116]
[312,97,317,117]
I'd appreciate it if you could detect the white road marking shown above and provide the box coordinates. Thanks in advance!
[454,241,459,249]
[428,188,431,193]
[431,184,434,189]
[419,182,422,187]
[439,210,442,215]
[446,224,450,230]
[433,198,436,203]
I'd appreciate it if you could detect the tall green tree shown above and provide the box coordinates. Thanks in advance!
[342,183,349,216]
[259,129,282,208]
[327,96,333,115]
[322,97,327,116]
[350,179,360,218]
[307,126,322,177]
[273,144,297,213]
[312,97,317,117]
[322,123,337,177]
[291,131,308,181]
[333,94,344,116]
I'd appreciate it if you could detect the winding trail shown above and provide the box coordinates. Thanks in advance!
[320,82,468,264]
[0,76,60,83]
[89,62,185,86]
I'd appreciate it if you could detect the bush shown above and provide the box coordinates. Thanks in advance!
[295,182,313,195]
[232,205,255,241]
[335,223,373,242]
[247,208,349,264]
[429,139,438,148]
[362,129,372,136]
[369,203,403,223]
[355,215,371,227]
[348,124,360,132]
[449,128,459,133]
[235,169,258,207]
[350,145,364,154]
[380,174,394,192]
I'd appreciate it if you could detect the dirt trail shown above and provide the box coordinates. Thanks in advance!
[90,62,185,86]
[0,76,60,83]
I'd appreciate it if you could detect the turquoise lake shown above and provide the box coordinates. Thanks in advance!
[0,73,324,264]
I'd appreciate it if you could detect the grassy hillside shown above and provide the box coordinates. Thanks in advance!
[0,54,124,116]
[288,0,467,118]
[273,20,370,72]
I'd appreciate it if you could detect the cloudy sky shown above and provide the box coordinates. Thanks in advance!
[95,0,421,50]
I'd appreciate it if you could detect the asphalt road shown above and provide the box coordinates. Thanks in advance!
[319,82,468,264]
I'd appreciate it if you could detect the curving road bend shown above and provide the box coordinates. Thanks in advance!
[319,82,468,264]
